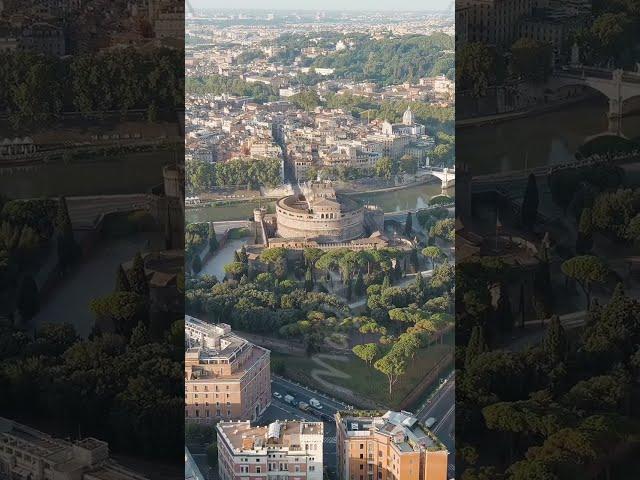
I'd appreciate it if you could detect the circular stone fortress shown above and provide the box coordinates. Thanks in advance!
[275,181,365,242]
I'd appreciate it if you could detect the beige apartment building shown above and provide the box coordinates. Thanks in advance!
[185,316,271,423]
[336,411,448,480]
[217,420,324,480]
[0,418,148,480]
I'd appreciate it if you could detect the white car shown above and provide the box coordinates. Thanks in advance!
[425,417,437,428]
[273,392,282,400]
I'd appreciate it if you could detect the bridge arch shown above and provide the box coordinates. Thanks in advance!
[621,94,640,116]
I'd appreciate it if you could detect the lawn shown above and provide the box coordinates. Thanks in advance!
[272,340,452,409]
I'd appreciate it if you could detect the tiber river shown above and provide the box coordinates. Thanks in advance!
[458,97,640,176]
[186,182,445,224]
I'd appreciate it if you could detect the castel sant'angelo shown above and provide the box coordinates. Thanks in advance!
[253,180,412,252]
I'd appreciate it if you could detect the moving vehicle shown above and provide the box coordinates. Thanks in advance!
[298,401,310,411]
[273,392,282,400]
[425,417,437,428]
[284,394,295,404]
[309,398,322,409]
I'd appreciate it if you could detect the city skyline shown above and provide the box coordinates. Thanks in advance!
[190,0,452,12]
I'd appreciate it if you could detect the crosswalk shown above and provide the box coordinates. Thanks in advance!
[323,436,336,444]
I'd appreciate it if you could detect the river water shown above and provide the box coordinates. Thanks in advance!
[199,238,248,281]
[185,182,446,224]
[0,151,172,198]
[459,98,640,176]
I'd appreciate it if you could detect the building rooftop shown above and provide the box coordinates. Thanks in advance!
[185,316,269,380]
[338,410,446,453]
[217,420,323,453]
[0,418,148,479]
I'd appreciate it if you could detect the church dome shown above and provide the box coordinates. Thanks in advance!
[402,106,414,125]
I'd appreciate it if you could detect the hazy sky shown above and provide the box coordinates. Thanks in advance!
[189,0,451,11]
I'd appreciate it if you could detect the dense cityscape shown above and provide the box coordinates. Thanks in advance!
[0,1,185,479]
[184,7,456,480]
[457,0,640,478]
[1,0,639,479]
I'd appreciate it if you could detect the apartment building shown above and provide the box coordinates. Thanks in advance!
[217,420,324,480]
[185,316,271,423]
[336,411,448,480]
[458,0,536,47]
[0,418,148,480]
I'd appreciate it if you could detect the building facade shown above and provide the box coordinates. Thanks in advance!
[336,411,448,480]
[185,316,271,423]
[458,0,537,47]
[217,420,324,480]
[0,418,148,480]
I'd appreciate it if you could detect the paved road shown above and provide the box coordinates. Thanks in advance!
[257,377,351,470]
[415,372,456,478]
[29,232,163,337]
[504,310,587,352]
[271,376,352,414]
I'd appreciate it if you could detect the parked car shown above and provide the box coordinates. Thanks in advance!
[425,417,437,428]
[298,401,310,411]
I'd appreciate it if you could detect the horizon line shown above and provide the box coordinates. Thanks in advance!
[192,8,452,13]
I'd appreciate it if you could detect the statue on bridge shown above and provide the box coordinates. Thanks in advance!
[570,42,580,67]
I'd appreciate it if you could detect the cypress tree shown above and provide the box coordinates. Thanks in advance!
[129,252,149,296]
[115,265,131,292]
[543,315,567,363]
[304,266,314,292]
[239,245,248,264]
[518,283,526,328]
[409,248,419,272]
[576,208,593,254]
[415,272,425,293]
[495,284,514,332]
[346,278,353,301]
[394,261,403,280]
[192,255,202,274]
[55,196,73,236]
[208,223,218,251]
[533,260,553,319]
[382,274,391,291]
[404,212,413,237]
[521,173,539,230]
[465,325,488,368]
[129,321,150,347]
[17,275,40,321]
[354,271,365,296]
[55,196,79,271]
